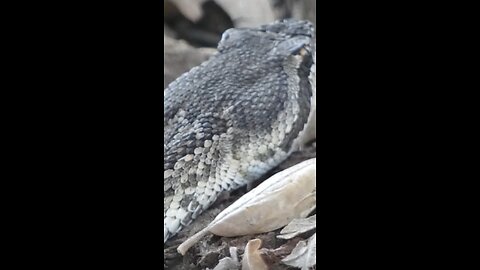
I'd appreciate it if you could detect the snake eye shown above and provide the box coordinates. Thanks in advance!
[292,46,309,57]
[297,47,309,56]
[221,32,230,41]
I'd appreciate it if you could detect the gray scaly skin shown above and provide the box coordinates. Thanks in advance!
[164,19,316,243]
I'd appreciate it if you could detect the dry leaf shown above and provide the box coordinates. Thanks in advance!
[282,233,316,270]
[241,239,268,270]
[208,159,316,237]
[177,158,316,255]
[211,247,240,270]
[277,215,316,240]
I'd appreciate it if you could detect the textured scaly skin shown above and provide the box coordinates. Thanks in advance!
[164,19,316,243]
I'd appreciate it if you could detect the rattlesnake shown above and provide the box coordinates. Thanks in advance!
[164,19,316,243]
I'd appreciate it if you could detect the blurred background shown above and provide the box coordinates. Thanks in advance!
[164,0,316,88]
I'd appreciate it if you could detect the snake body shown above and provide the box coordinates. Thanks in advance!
[164,19,316,243]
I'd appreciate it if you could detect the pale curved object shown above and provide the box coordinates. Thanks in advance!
[177,158,316,255]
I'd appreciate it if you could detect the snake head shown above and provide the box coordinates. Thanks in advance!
[217,19,315,58]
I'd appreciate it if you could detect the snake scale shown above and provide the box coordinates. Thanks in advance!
[164,19,316,243]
